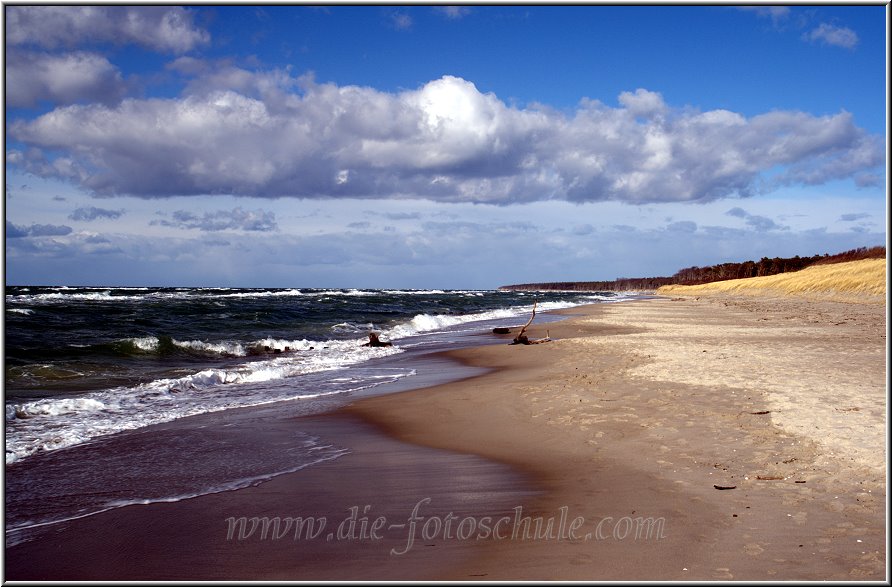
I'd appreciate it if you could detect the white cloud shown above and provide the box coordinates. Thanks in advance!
[6,6,209,53]
[9,73,883,205]
[390,11,413,30]
[7,51,127,108]
[436,6,471,20]
[166,58,300,104]
[617,88,667,119]
[741,7,861,51]
[804,23,859,49]
[739,6,791,26]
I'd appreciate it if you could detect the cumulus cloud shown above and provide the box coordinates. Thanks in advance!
[69,206,125,221]
[7,51,127,108]
[804,23,859,49]
[8,74,884,205]
[618,88,667,119]
[6,6,209,53]
[153,207,278,232]
[164,59,302,114]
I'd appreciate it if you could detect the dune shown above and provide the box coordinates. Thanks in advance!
[657,258,886,302]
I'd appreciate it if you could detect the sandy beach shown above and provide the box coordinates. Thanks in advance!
[348,293,886,580]
[6,290,886,581]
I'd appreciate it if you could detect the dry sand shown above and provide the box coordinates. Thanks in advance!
[349,294,887,580]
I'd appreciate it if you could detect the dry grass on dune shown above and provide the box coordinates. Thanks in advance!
[657,258,887,301]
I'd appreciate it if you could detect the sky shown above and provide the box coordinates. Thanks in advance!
[4,4,888,288]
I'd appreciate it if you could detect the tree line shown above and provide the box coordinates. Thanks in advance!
[499,246,886,292]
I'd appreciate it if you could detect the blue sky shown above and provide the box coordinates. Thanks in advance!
[4,4,887,288]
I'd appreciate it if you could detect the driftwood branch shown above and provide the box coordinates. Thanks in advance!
[511,302,552,345]
[518,301,537,336]
[362,332,393,347]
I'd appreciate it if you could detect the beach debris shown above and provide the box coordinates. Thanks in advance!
[492,327,512,334]
[362,332,393,347]
[259,345,298,355]
[510,302,552,345]
[511,302,537,344]
[750,410,771,415]
[756,475,784,481]
[713,485,737,490]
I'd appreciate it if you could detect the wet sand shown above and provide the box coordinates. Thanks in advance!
[3,412,538,581]
[5,295,886,580]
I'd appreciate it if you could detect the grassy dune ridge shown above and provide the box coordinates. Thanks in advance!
[657,258,887,301]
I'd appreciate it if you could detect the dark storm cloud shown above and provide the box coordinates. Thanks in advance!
[6,220,74,238]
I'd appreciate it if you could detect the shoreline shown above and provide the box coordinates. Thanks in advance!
[4,410,539,581]
[4,315,550,581]
[5,295,885,580]
[345,296,886,580]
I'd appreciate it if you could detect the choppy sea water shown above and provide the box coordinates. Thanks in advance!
[5,286,631,545]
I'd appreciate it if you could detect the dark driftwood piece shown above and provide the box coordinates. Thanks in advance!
[362,332,393,347]
[510,302,552,345]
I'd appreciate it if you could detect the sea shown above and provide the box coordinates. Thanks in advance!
[4,286,634,546]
